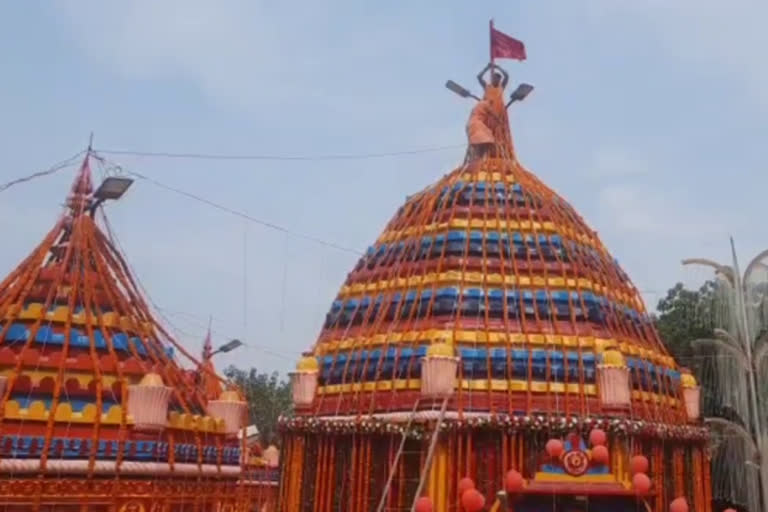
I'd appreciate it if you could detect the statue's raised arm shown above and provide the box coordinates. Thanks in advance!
[494,64,509,88]
[477,62,493,89]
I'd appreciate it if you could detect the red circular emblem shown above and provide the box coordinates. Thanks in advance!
[562,450,589,476]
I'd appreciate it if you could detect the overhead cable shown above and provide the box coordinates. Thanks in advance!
[0,151,86,193]
[92,154,364,256]
[93,144,465,162]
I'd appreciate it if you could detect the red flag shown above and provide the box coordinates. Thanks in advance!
[491,26,526,61]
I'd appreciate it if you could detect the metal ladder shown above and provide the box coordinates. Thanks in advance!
[374,397,450,512]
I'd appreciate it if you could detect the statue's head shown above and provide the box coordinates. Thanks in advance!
[491,71,503,86]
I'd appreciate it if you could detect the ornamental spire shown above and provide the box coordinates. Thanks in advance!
[445,23,534,162]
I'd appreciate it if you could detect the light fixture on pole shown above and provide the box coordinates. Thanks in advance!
[506,83,534,107]
[90,176,134,215]
[211,339,244,357]
[445,80,481,101]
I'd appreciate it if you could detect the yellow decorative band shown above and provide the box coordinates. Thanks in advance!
[0,369,125,388]
[632,390,680,406]
[8,302,152,332]
[2,401,227,433]
[337,271,640,310]
[315,330,675,367]
[533,472,618,484]
[459,171,515,182]
[316,379,597,395]
[3,400,127,424]
[377,218,599,249]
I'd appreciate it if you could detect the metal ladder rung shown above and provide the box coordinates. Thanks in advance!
[408,398,449,512]
[374,399,425,512]
[374,398,451,512]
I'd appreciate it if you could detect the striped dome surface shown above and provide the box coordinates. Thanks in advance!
[305,116,686,423]
[0,157,238,467]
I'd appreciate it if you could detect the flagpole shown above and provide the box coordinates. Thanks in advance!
[489,18,494,66]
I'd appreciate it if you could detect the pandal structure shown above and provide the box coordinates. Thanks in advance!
[278,55,711,511]
[0,155,278,511]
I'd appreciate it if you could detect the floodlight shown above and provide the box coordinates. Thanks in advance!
[509,83,534,103]
[446,80,471,98]
[215,339,244,354]
[446,80,481,101]
[93,177,134,201]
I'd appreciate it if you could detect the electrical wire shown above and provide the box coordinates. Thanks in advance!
[0,150,86,193]
[93,144,466,162]
[92,153,364,255]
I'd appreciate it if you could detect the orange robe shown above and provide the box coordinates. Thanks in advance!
[466,84,506,146]
[483,84,505,111]
[466,100,495,145]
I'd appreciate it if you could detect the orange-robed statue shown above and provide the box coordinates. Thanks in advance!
[466,62,509,157]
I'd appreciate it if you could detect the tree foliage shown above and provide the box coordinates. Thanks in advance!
[224,366,293,444]
[654,280,717,363]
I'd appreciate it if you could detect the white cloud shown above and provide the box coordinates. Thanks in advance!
[589,0,768,109]
[598,182,727,238]
[589,147,650,179]
[53,1,276,110]
[51,1,417,115]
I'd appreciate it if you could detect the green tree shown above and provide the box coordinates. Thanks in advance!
[654,280,717,363]
[224,366,293,444]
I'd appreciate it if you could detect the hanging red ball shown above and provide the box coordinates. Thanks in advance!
[414,497,433,512]
[545,438,564,458]
[630,455,650,475]
[632,473,652,494]
[589,428,607,446]
[461,489,486,512]
[591,445,609,464]
[670,497,689,512]
[504,469,524,493]
[458,477,475,497]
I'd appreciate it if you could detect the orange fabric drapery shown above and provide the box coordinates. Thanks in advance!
[466,84,507,146]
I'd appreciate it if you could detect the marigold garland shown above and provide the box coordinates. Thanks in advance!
[278,414,708,441]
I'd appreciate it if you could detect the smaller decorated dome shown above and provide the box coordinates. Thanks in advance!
[600,349,626,368]
[680,369,698,389]
[426,342,455,357]
[138,372,166,387]
[219,389,244,402]
[297,355,320,372]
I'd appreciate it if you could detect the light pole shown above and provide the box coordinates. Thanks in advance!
[683,238,768,512]
[210,339,244,358]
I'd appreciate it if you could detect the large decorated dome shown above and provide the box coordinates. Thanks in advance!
[280,51,709,512]
[298,79,685,425]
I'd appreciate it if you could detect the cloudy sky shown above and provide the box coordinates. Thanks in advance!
[0,1,766,374]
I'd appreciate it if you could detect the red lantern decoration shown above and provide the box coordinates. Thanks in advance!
[545,438,564,458]
[670,497,689,512]
[589,428,607,446]
[458,477,475,497]
[414,497,433,512]
[591,445,609,464]
[461,489,486,512]
[504,469,524,493]
[632,473,652,494]
[630,455,650,475]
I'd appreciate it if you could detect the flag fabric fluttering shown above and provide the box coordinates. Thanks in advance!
[490,24,526,61]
